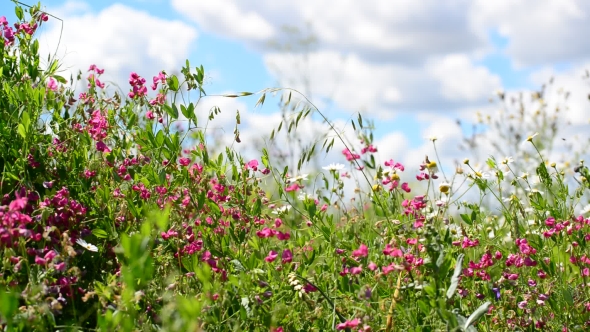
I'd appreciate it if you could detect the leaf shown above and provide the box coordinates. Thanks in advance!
[92,228,109,239]
[15,6,23,20]
[167,75,179,91]
[464,301,491,329]
[53,75,67,84]
[161,104,175,120]
[446,254,464,299]
[460,213,472,225]
[17,124,26,138]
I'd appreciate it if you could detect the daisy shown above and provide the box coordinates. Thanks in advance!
[501,157,514,165]
[272,205,292,215]
[286,174,309,183]
[76,238,98,252]
[526,132,538,142]
[322,163,345,171]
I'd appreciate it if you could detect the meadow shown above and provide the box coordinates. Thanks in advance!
[1,3,590,331]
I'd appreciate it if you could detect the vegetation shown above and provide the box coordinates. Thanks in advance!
[1,3,590,331]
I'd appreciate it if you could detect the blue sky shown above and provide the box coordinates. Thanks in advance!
[2,0,589,169]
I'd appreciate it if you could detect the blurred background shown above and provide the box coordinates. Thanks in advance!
[2,0,589,174]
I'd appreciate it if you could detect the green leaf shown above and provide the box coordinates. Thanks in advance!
[21,110,30,129]
[446,254,464,299]
[180,104,191,119]
[167,75,179,91]
[162,104,176,120]
[155,130,164,147]
[460,213,472,225]
[17,124,26,138]
[464,301,491,329]
[0,290,19,325]
[53,75,67,84]
[92,228,109,239]
[15,6,23,20]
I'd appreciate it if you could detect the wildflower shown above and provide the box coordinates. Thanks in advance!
[281,249,293,264]
[425,156,439,174]
[501,156,514,165]
[439,182,451,194]
[47,77,58,91]
[427,135,438,142]
[246,159,259,171]
[272,205,292,215]
[265,250,278,263]
[76,238,98,252]
[401,182,411,193]
[322,163,345,171]
[526,132,538,142]
[178,157,191,166]
[352,244,368,258]
[287,174,308,183]
[336,318,360,330]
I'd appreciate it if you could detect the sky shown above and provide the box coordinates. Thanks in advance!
[2,0,590,175]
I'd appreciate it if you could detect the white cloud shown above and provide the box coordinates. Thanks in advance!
[37,1,197,87]
[470,0,590,67]
[427,54,502,101]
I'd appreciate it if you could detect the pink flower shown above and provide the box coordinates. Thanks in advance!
[276,231,290,241]
[350,266,363,275]
[246,159,259,171]
[96,141,111,153]
[336,318,360,330]
[178,157,191,166]
[401,182,411,193]
[265,250,278,262]
[281,249,292,264]
[368,262,378,271]
[47,77,58,91]
[285,183,301,192]
[383,244,403,257]
[352,244,368,258]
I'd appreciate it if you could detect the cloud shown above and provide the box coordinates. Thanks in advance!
[264,50,502,119]
[37,1,198,87]
[470,0,590,67]
[171,0,485,65]
[427,54,502,101]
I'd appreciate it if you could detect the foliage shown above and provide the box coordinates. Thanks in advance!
[1,3,590,331]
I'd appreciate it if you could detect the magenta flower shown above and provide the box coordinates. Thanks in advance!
[47,77,58,91]
[246,159,259,171]
[96,141,111,153]
[265,250,278,262]
[350,266,363,275]
[281,249,292,264]
[336,318,360,330]
[352,244,368,258]
[178,157,191,166]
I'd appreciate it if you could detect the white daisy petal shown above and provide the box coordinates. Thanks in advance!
[76,238,98,252]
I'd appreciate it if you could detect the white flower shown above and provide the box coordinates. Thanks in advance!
[322,163,345,171]
[272,205,292,215]
[298,192,315,201]
[76,238,98,252]
[501,157,514,165]
[426,135,441,142]
[526,132,538,142]
[286,174,309,183]
[580,204,590,215]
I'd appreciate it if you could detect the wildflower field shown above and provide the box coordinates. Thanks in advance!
[2,3,590,331]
